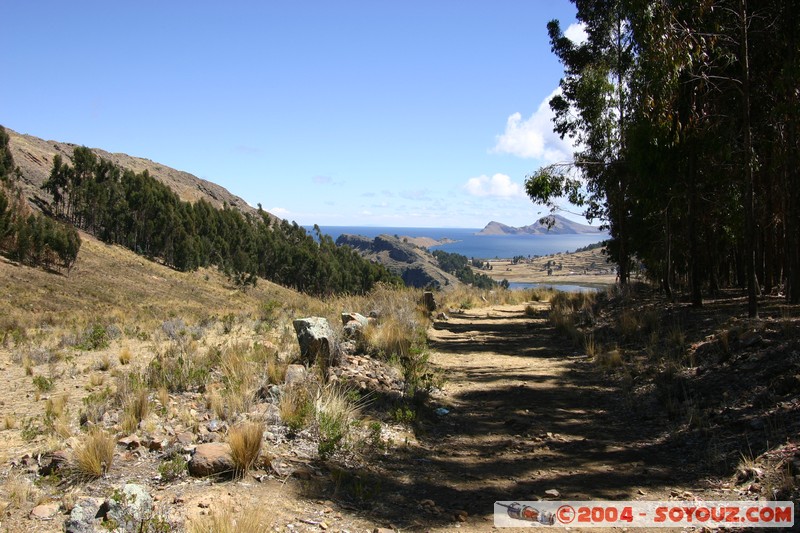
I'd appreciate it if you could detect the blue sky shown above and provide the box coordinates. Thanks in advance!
[2,1,587,228]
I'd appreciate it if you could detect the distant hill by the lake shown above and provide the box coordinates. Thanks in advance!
[478,215,603,236]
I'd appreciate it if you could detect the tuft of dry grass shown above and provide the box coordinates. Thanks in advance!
[228,421,264,479]
[595,348,623,368]
[71,428,115,480]
[121,387,150,434]
[3,413,18,430]
[118,346,132,365]
[4,473,41,508]
[187,507,272,533]
[315,384,361,458]
[44,393,71,437]
[279,384,313,431]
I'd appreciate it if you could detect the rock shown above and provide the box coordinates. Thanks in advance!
[544,489,560,498]
[30,502,60,519]
[64,498,102,533]
[343,320,365,340]
[423,291,437,312]
[284,364,308,385]
[175,431,195,445]
[206,419,225,432]
[373,528,396,533]
[453,510,468,522]
[188,443,234,477]
[117,435,141,449]
[39,449,69,476]
[293,317,340,371]
[98,484,153,532]
[341,312,369,327]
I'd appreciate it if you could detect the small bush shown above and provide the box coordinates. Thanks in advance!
[71,428,115,480]
[158,454,187,482]
[32,374,54,392]
[228,421,264,478]
[77,324,111,351]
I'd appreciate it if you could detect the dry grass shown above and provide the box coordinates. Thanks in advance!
[121,387,150,433]
[118,346,132,365]
[187,506,272,533]
[228,421,264,479]
[44,393,71,437]
[3,413,18,430]
[279,384,313,431]
[71,428,115,480]
[595,348,623,368]
[3,473,41,508]
[314,384,361,458]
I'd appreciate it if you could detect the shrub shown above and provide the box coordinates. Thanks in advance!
[32,374,54,392]
[77,324,111,350]
[228,421,264,478]
[158,453,187,482]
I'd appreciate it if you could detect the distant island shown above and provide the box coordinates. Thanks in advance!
[477,214,603,236]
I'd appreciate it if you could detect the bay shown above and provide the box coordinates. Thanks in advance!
[310,225,608,260]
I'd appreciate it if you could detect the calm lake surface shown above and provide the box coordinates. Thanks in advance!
[311,226,608,260]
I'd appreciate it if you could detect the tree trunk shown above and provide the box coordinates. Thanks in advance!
[740,0,758,317]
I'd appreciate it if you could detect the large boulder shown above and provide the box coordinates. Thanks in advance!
[64,498,102,533]
[293,317,340,370]
[95,484,154,532]
[188,442,234,478]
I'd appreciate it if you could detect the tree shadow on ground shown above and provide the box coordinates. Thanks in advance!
[303,305,779,530]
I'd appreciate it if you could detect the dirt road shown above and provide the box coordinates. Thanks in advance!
[348,303,703,531]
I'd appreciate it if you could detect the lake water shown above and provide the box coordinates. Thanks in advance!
[508,282,602,293]
[310,226,608,260]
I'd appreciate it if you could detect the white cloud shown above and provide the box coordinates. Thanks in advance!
[564,22,588,44]
[464,173,525,198]
[270,207,290,218]
[491,87,577,162]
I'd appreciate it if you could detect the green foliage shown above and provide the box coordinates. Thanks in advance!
[158,453,187,482]
[32,374,54,392]
[432,249,497,289]
[0,127,81,272]
[77,324,110,350]
[40,151,399,295]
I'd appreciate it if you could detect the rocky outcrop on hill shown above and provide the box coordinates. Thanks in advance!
[478,214,603,235]
[336,233,459,289]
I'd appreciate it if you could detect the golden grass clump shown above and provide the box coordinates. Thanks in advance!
[228,421,264,478]
[121,387,150,433]
[364,317,414,359]
[71,428,115,480]
[118,346,132,365]
[595,348,623,368]
[44,393,71,437]
[315,384,361,458]
[279,384,313,431]
[188,507,272,533]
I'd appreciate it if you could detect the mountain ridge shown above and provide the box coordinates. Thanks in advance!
[478,214,603,235]
[5,128,272,221]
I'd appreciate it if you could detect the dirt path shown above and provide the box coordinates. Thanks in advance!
[346,303,705,531]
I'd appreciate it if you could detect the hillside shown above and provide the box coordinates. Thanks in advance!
[478,214,603,235]
[336,233,459,289]
[5,128,269,220]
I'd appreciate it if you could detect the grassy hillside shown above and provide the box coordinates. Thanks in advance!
[0,231,311,334]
